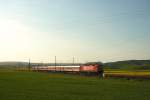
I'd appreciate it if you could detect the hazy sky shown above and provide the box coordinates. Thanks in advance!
[0,0,150,63]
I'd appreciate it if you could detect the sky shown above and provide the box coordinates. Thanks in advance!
[0,0,150,63]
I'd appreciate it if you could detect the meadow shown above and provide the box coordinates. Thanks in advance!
[0,70,150,100]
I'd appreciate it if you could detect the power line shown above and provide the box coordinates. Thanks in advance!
[55,56,56,72]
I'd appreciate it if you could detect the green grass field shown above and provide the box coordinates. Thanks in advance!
[0,70,150,100]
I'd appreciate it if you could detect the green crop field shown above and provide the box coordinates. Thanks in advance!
[104,70,150,79]
[0,70,150,100]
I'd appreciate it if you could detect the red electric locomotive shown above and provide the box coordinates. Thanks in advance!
[79,62,103,77]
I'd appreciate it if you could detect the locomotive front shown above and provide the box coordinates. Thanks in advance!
[79,62,103,77]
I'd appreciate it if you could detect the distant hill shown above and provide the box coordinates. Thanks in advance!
[0,62,29,69]
[0,62,28,66]
[104,60,150,70]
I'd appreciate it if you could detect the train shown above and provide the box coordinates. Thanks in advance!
[32,62,103,77]
[80,62,103,76]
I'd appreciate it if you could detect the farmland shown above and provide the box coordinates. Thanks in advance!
[104,70,150,79]
[0,70,150,100]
